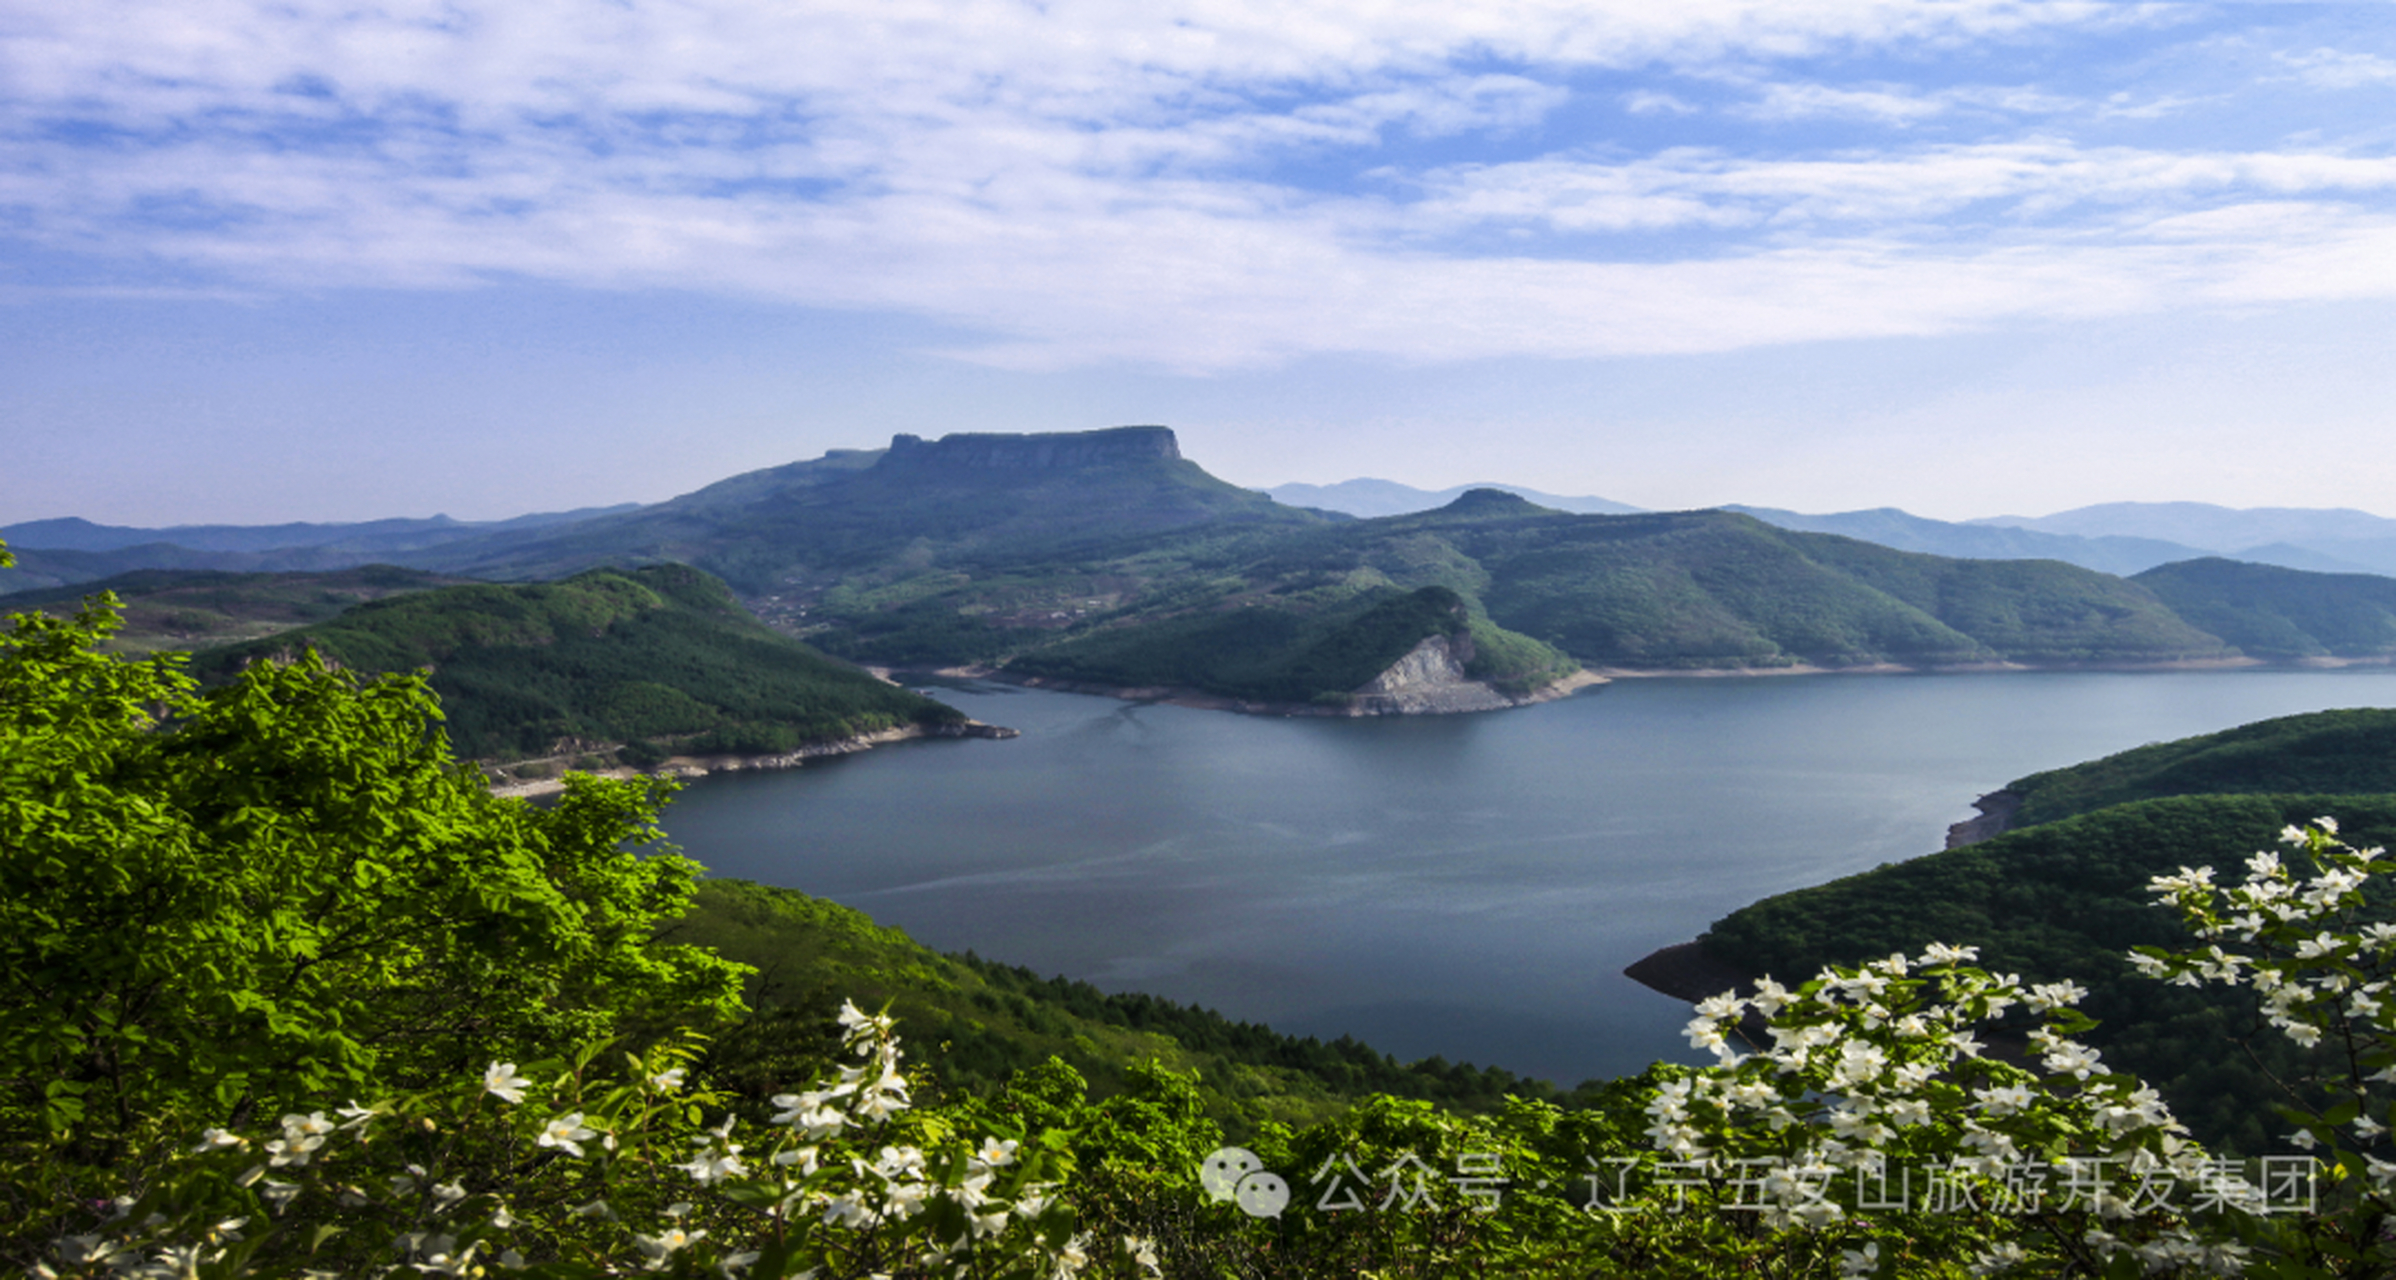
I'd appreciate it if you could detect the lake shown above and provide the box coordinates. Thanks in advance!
[660,669,2396,1085]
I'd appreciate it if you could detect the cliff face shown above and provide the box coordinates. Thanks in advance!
[1350,634,1517,714]
[880,426,1183,472]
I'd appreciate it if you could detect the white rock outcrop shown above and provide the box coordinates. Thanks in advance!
[1349,634,1518,714]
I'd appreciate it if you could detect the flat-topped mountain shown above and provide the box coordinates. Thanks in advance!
[882,425,1181,470]
[409,425,1319,590]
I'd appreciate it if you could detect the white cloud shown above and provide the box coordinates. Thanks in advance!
[2280,48,2396,90]
[1,0,2387,372]
[1738,82,1958,124]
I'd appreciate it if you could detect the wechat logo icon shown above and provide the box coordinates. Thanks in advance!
[1199,1146,1290,1218]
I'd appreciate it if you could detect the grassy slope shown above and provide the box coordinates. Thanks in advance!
[189,564,962,762]
[672,878,1603,1135]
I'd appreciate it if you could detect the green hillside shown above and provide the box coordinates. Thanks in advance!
[1700,794,2396,1153]
[1007,583,1577,705]
[418,427,1326,593]
[2004,707,2396,827]
[1687,711,2396,1151]
[189,564,964,763]
[383,433,2242,691]
[764,477,2233,689]
[27,431,2396,697]
[672,878,1601,1133]
[0,564,459,653]
[2135,556,2396,659]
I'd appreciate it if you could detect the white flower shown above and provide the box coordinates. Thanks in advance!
[1921,942,1979,966]
[1974,1084,2035,1117]
[193,1127,246,1153]
[649,1067,687,1092]
[1840,1241,1880,1277]
[265,1113,331,1168]
[1695,991,1743,1020]
[1748,976,1792,1016]
[2025,981,2088,1013]
[635,1228,706,1270]
[969,1207,1011,1239]
[483,1063,533,1105]
[538,1114,598,1158]
[836,999,894,1038]
[2043,1042,2103,1080]
[679,1149,748,1185]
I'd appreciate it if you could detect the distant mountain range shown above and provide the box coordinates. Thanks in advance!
[16,432,2396,705]
[0,506,639,594]
[1271,479,2396,578]
[1266,479,1641,518]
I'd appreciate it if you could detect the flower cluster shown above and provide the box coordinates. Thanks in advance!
[38,1002,1085,1280]
[2142,818,2396,1180]
[1663,945,2248,1276]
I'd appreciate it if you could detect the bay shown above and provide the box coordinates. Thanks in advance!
[660,669,2396,1085]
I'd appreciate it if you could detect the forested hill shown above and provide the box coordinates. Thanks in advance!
[188,564,965,764]
[408,425,1326,591]
[1686,711,2396,1152]
[25,428,2396,693]
[2134,557,2396,660]
[677,878,1604,1132]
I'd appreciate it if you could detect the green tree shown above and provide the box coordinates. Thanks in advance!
[0,537,748,1156]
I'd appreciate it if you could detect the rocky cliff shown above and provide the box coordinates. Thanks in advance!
[1350,633,1530,714]
[880,426,1183,471]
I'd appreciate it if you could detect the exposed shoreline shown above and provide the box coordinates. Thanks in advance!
[487,719,1020,799]
[886,664,1611,718]
[1584,655,2274,679]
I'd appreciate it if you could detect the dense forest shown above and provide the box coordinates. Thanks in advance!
[186,564,964,763]
[1699,709,2396,1153]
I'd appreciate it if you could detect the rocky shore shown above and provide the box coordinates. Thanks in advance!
[1945,789,2023,849]
[487,719,1019,799]
[897,635,1609,719]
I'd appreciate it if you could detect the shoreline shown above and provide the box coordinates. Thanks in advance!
[487,719,1020,800]
[887,664,1611,718]
[1583,655,2273,679]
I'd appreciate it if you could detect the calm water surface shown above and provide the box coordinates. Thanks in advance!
[660,670,2396,1084]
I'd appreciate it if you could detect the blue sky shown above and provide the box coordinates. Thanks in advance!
[7,1,2396,526]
